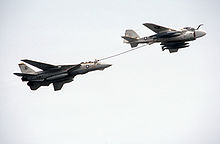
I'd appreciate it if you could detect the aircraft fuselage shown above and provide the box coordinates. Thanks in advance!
[137,30,200,44]
[14,60,112,91]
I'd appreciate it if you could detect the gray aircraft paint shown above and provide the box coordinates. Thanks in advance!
[14,59,111,91]
[122,23,206,53]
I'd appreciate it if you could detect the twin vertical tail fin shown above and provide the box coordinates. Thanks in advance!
[122,30,140,48]
[18,63,36,74]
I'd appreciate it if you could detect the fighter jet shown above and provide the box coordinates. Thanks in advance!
[122,23,206,53]
[14,59,112,91]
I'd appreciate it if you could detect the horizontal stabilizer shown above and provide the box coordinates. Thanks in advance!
[13,73,36,77]
[121,36,137,43]
[122,29,140,48]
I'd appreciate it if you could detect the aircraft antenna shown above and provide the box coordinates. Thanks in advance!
[196,24,204,30]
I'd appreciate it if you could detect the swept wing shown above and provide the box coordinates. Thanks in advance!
[22,59,58,70]
[143,23,177,33]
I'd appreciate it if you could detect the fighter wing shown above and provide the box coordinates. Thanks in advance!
[22,59,58,70]
[143,23,177,33]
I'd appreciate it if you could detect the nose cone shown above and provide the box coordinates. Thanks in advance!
[99,64,112,71]
[103,64,112,69]
[195,30,206,38]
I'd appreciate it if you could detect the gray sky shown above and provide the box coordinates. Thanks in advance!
[1,0,220,144]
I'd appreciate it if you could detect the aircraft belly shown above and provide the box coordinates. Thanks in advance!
[73,68,88,75]
[46,73,68,81]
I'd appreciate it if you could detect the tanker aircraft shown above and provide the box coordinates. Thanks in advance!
[122,23,206,53]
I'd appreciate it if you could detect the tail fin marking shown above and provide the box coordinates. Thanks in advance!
[18,63,36,74]
[122,30,140,47]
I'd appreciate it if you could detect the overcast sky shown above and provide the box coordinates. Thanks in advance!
[1,0,220,144]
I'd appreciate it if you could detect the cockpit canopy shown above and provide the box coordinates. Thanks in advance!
[81,61,94,64]
[80,61,101,65]
[183,27,195,31]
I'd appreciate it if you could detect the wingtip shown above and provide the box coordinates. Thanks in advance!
[13,73,21,76]
[21,59,28,62]
[143,22,151,25]
[143,23,158,26]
